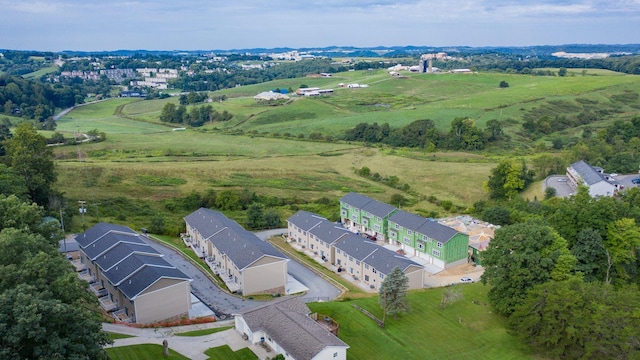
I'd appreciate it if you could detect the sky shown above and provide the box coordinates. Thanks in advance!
[1,0,639,51]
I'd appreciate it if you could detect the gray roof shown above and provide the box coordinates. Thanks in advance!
[239,297,348,360]
[118,265,191,299]
[186,208,287,270]
[75,222,136,248]
[102,253,171,286]
[388,209,428,230]
[333,233,420,274]
[363,248,421,275]
[340,192,374,209]
[184,208,244,239]
[333,233,378,261]
[361,199,397,219]
[59,238,79,253]
[571,160,606,186]
[93,242,161,272]
[81,232,146,260]
[416,219,460,243]
[287,210,326,231]
[308,220,351,244]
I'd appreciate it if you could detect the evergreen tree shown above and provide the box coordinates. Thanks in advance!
[378,266,410,323]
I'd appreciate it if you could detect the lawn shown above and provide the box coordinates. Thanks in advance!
[175,326,233,337]
[106,343,258,360]
[308,284,535,360]
[106,344,189,360]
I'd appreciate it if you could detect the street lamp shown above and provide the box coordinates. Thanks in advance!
[78,200,87,232]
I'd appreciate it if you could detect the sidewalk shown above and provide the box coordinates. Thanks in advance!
[103,321,271,360]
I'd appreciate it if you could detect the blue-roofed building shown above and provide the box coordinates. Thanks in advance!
[185,208,288,296]
[75,223,192,324]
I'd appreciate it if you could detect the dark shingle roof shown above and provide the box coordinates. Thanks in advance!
[287,210,326,231]
[118,266,191,299]
[340,192,373,209]
[239,297,348,360]
[75,222,136,248]
[571,160,606,185]
[333,233,378,261]
[184,208,244,239]
[186,208,287,270]
[93,242,161,271]
[102,253,170,285]
[363,248,420,275]
[308,220,351,244]
[361,199,396,219]
[388,210,428,230]
[81,232,146,260]
[415,219,459,243]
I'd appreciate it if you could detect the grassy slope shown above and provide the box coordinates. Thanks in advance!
[309,284,535,360]
[22,65,59,79]
[106,344,189,360]
[114,70,640,140]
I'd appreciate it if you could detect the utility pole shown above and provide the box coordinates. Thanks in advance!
[60,206,66,253]
[78,200,87,232]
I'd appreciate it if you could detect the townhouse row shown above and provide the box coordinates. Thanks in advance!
[339,193,469,271]
[287,211,424,290]
[184,208,289,296]
[74,223,192,324]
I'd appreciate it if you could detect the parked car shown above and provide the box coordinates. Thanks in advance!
[460,277,473,283]
[632,178,640,184]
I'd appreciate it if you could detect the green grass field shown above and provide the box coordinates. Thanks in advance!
[106,343,257,360]
[106,344,189,360]
[175,326,233,336]
[309,284,536,360]
[22,65,59,79]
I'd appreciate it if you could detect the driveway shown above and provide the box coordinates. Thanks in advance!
[140,235,261,318]
[254,229,341,302]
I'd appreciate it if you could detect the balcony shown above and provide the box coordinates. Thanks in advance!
[99,296,118,312]
[78,269,95,283]
[89,282,107,297]
[112,309,133,323]
[222,273,241,293]
[70,259,86,272]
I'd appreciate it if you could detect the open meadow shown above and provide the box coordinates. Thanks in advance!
[308,284,536,360]
[50,68,640,232]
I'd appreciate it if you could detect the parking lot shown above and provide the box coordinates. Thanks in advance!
[544,173,640,198]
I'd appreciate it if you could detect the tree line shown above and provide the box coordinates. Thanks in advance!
[476,170,640,358]
[159,102,232,127]
[0,122,110,358]
[343,118,504,151]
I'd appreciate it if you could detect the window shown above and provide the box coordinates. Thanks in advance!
[366,212,372,218]
[417,242,425,250]
[437,241,443,248]
[334,352,338,358]
[374,224,380,231]
[348,256,353,262]
[356,260,360,266]
[372,268,377,274]
[408,230,413,235]
[433,249,441,257]
[365,264,370,269]
[422,234,429,241]
[310,244,314,249]
[344,204,350,209]
[365,275,370,282]
[341,210,347,216]
[380,273,384,279]
[394,223,399,229]
[377,216,381,222]
[337,249,341,254]
[337,259,341,265]
[349,267,353,274]
[403,236,411,244]
[390,231,397,238]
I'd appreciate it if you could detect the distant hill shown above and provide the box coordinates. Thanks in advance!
[57,44,640,57]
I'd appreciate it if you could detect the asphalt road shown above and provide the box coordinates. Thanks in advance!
[140,228,340,318]
[254,229,341,302]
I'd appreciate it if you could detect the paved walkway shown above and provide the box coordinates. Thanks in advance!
[104,321,271,360]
